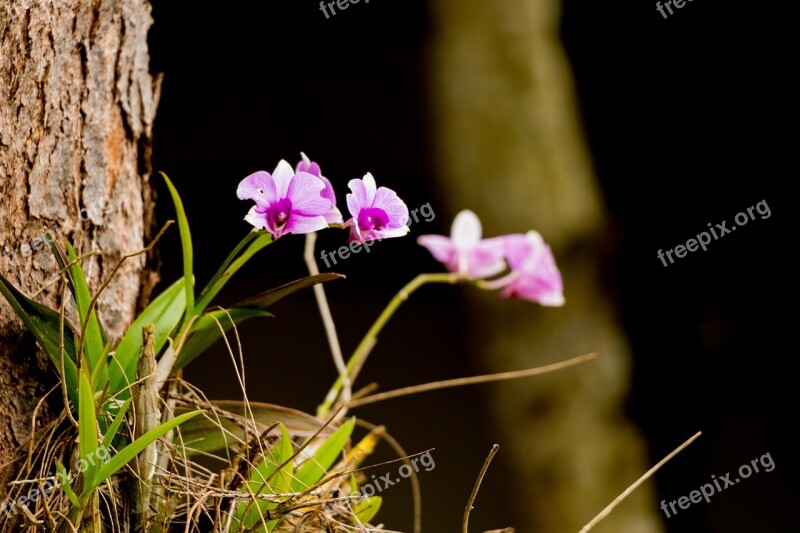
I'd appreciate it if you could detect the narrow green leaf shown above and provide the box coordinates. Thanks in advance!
[161,172,195,325]
[63,241,106,372]
[109,277,186,397]
[55,459,79,507]
[195,232,274,315]
[0,273,79,405]
[353,495,382,524]
[234,273,344,310]
[197,230,260,309]
[102,397,131,446]
[290,418,356,493]
[92,410,201,489]
[90,341,113,393]
[235,424,295,532]
[174,308,272,370]
[78,370,99,488]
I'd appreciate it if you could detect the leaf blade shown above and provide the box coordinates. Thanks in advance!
[234,273,345,310]
[290,418,356,493]
[78,370,99,488]
[174,308,272,370]
[93,410,201,489]
[109,277,186,397]
[161,172,195,325]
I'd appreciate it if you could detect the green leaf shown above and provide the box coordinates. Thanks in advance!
[64,241,106,372]
[234,273,344,310]
[109,277,186,398]
[235,424,295,532]
[196,230,260,311]
[90,410,201,491]
[175,401,332,457]
[161,172,195,325]
[90,341,113,394]
[174,308,272,370]
[55,459,79,507]
[102,397,131,446]
[353,495,382,524]
[0,273,79,405]
[78,370,100,489]
[290,418,356,493]
[195,231,274,315]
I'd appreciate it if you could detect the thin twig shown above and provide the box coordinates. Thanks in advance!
[318,272,459,417]
[75,220,173,358]
[304,232,350,413]
[463,444,500,533]
[346,352,597,409]
[579,431,703,532]
[356,419,422,533]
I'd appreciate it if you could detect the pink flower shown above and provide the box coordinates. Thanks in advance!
[499,231,564,306]
[345,173,409,243]
[237,160,334,238]
[295,152,343,225]
[417,210,506,279]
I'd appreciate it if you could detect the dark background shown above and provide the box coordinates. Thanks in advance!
[148,1,794,531]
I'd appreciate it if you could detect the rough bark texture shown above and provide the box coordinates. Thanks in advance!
[430,1,662,531]
[0,0,158,496]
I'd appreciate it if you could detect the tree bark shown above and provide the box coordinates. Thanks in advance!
[0,0,158,497]
[430,1,662,531]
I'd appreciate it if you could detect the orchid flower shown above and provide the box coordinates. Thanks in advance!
[345,173,409,243]
[237,159,335,238]
[295,152,343,225]
[499,231,565,306]
[417,210,506,279]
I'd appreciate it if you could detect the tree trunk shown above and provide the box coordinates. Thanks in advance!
[430,1,662,531]
[0,0,158,497]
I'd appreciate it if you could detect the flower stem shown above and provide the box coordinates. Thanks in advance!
[317,272,460,417]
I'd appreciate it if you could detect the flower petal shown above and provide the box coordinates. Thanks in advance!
[346,173,377,216]
[467,236,507,278]
[324,205,344,225]
[284,213,330,235]
[374,225,410,240]
[243,205,268,230]
[237,171,276,204]
[373,187,409,227]
[503,231,545,271]
[296,152,322,177]
[287,171,330,216]
[450,210,482,250]
[271,160,295,198]
[418,235,456,265]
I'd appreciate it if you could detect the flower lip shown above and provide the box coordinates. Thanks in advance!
[358,207,390,232]
[268,197,293,231]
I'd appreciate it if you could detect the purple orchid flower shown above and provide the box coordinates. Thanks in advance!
[417,210,506,279]
[345,173,410,243]
[295,152,343,225]
[499,231,564,306]
[237,159,334,238]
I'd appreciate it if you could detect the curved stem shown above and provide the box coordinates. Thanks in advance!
[317,272,460,417]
